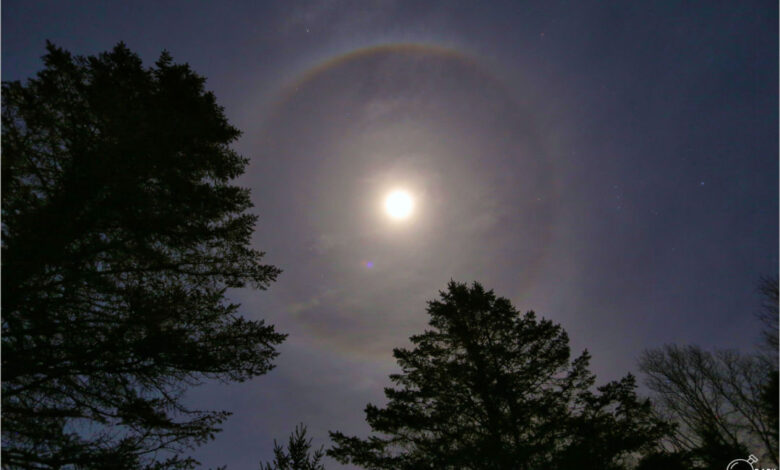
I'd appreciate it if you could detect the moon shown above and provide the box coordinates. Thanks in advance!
[384,190,414,220]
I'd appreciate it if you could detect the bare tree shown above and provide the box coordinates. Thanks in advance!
[757,276,778,355]
[639,345,777,466]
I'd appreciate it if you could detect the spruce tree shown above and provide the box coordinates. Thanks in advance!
[329,281,668,470]
[260,424,326,470]
[2,43,284,469]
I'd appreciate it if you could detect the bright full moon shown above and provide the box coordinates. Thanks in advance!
[384,190,414,220]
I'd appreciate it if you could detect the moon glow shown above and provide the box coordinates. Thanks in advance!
[384,190,414,220]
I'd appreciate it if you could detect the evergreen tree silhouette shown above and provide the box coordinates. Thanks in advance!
[2,43,284,469]
[260,424,326,470]
[328,281,668,470]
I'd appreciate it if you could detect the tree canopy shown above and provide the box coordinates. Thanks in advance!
[328,281,669,470]
[2,42,284,469]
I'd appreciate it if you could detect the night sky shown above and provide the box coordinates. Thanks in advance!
[3,1,778,468]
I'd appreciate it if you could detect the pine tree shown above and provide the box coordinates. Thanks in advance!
[260,424,326,470]
[2,42,284,469]
[328,281,668,470]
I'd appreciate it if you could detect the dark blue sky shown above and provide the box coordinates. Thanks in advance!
[4,1,777,468]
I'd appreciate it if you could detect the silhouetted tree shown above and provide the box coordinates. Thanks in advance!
[693,426,750,468]
[639,345,776,466]
[260,424,326,470]
[757,277,779,448]
[757,276,778,354]
[328,281,669,470]
[639,278,779,467]
[635,450,694,470]
[2,43,284,469]
[760,370,778,453]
